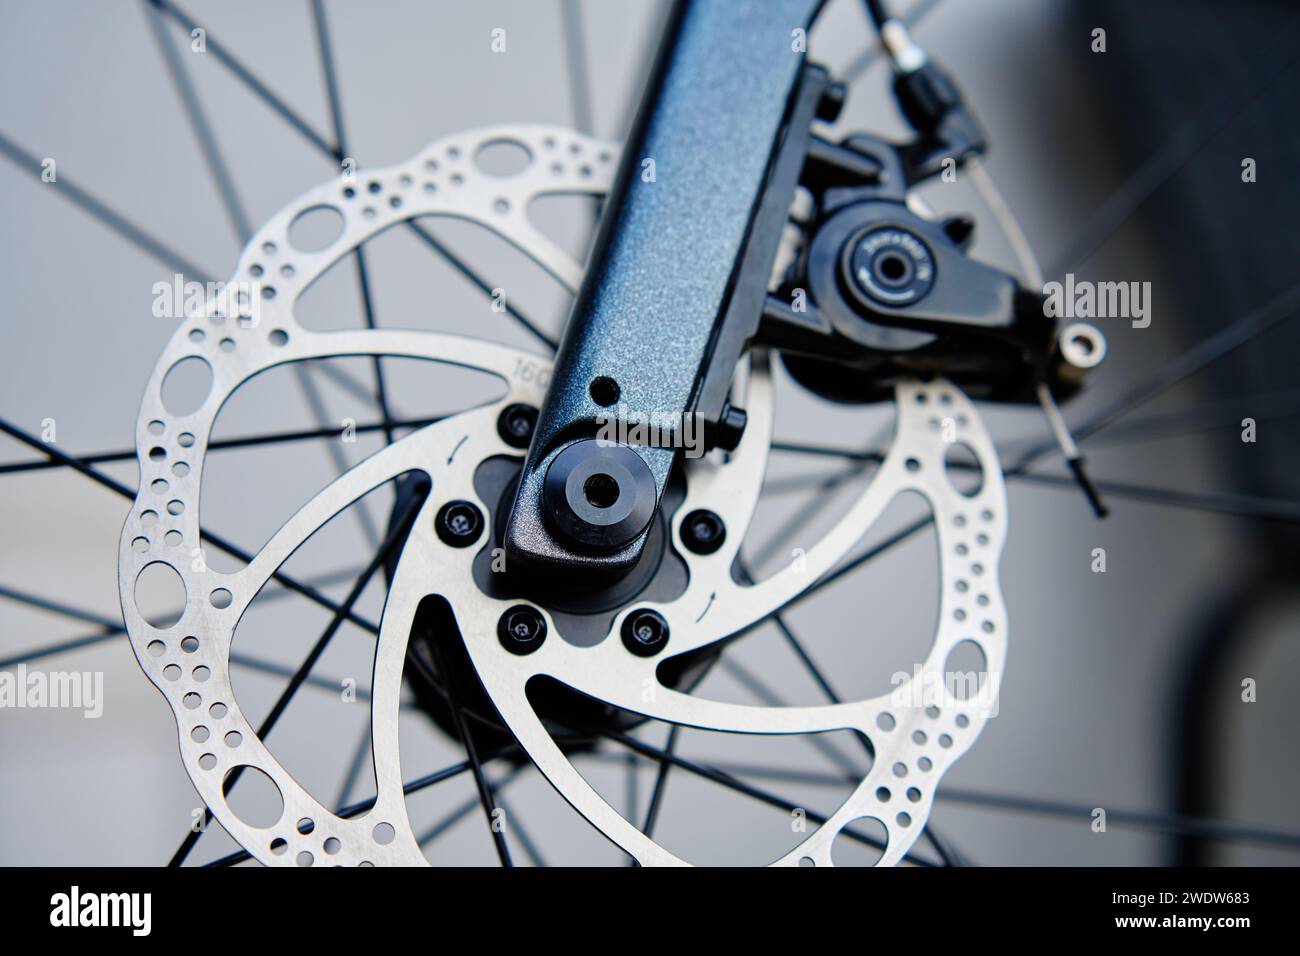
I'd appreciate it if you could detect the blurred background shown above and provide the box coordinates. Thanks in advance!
[1,0,1298,866]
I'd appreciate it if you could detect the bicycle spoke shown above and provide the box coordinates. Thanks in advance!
[714,584,963,867]
[0,584,121,631]
[150,0,339,157]
[938,785,1300,854]
[591,725,938,866]
[169,492,422,865]
[1014,282,1300,471]
[310,0,396,447]
[147,0,556,351]
[206,741,523,866]
[716,657,865,779]
[425,639,513,867]
[493,790,547,867]
[769,441,1300,524]
[290,365,382,547]
[148,0,384,545]
[593,750,1300,855]
[0,418,380,635]
[0,565,366,670]
[1012,472,1300,524]
[416,763,527,850]
[640,725,679,838]
[403,221,558,350]
[0,129,212,280]
[0,415,442,476]
[145,0,252,243]
[1045,48,1300,279]
[0,629,120,669]
[1076,391,1300,449]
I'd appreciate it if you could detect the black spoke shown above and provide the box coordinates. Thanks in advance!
[1076,390,1300,450]
[415,764,527,850]
[0,565,366,670]
[424,640,513,867]
[0,584,120,631]
[169,492,421,865]
[310,0,396,446]
[147,0,556,351]
[1045,48,1300,279]
[737,562,850,711]
[640,725,679,839]
[144,0,252,243]
[227,651,384,705]
[290,364,382,547]
[1013,471,1300,524]
[493,790,548,867]
[720,570,963,867]
[206,741,523,866]
[717,657,865,779]
[0,418,380,636]
[938,785,1300,853]
[0,128,212,280]
[150,0,339,158]
[1014,282,1300,472]
[592,725,938,865]
[600,753,1300,854]
[148,0,383,544]
[0,414,441,476]
[769,441,1300,524]
[404,221,557,350]
[0,629,119,669]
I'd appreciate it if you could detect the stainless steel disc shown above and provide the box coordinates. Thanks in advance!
[118,124,1007,867]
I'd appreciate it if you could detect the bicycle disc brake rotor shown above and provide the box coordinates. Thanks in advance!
[117,124,1008,867]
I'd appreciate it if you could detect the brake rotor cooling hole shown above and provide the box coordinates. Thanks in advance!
[944,639,988,702]
[943,442,984,497]
[583,473,620,509]
[474,138,532,177]
[161,356,213,417]
[287,204,344,252]
[134,562,186,629]
[222,765,283,829]
[589,376,620,407]
[830,815,888,867]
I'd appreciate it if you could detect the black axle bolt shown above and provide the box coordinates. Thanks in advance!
[497,403,538,449]
[435,500,484,548]
[498,604,547,655]
[621,608,669,657]
[543,439,656,551]
[681,509,726,555]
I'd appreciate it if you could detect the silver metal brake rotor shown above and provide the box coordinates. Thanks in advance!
[118,124,1007,867]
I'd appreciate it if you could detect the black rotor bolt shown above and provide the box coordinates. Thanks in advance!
[435,500,484,547]
[621,608,669,657]
[681,509,726,555]
[497,403,539,449]
[498,604,547,655]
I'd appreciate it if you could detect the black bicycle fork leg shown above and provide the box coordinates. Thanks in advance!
[504,0,822,577]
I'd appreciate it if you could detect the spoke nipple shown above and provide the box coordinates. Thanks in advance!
[497,403,539,449]
[435,500,485,547]
[621,608,669,657]
[681,509,726,555]
[498,604,547,655]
